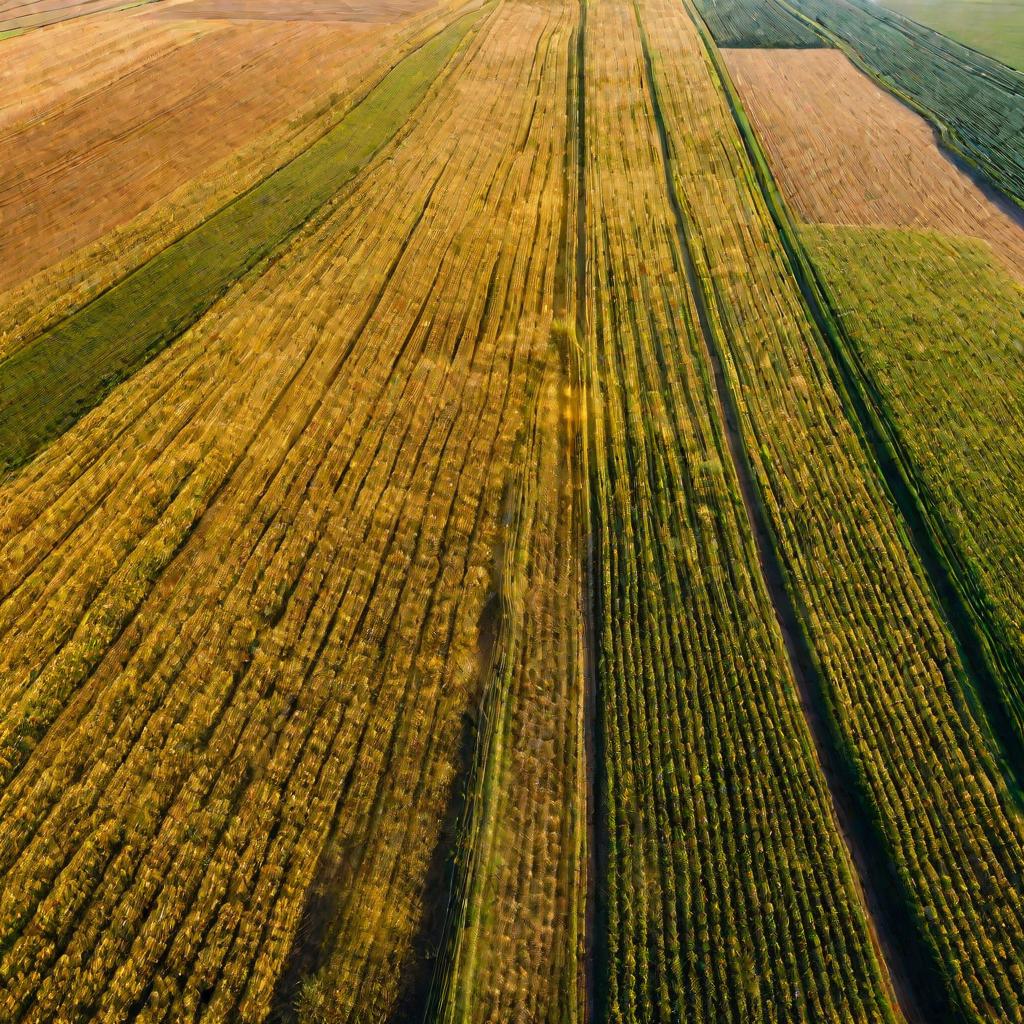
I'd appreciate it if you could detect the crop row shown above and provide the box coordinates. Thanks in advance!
[653,1,1024,1018]
[432,347,587,1024]
[691,0,822,48]
[426,8,589,1020]
[720,44,1024,756]
[0,2,485,473]
[805,223,1024,754]
[581,0,897,1019]
[773,0,1024,210]
[0,0,449,359]
[0,0,573,1018]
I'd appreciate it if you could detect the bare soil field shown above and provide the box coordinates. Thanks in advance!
[723,47,1024,280]
[0,11,400,293]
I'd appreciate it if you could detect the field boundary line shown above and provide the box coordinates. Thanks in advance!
[766,0,1024,214]
[570,1,604,1021]
[0,0,492,475]
[7,0,484,341]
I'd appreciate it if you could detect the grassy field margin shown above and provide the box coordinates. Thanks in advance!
[0,4,486,473]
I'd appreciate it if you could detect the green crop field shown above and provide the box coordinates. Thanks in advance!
[781,0,1024,208]
[881,0,1024,70]
[804,225,1024,752]
[691,0,824,46]
[3,0,1024,1020]
[697,0,1024,210]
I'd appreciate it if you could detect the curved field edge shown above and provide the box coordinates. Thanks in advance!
[690,0,1024,795]
[768,0,1024,213]
[0,2,488,475]
[718,47,1024,286]
[639,3,1024,1019]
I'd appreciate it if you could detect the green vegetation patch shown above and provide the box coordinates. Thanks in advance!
[693,0,825,47]
[806,220,1024,748]
[881,0,1024,71]
[0,8,483,473]
[778,0,1024,208]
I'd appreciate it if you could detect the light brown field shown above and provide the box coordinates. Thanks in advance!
[0,12,210,132]
[723,47,1024,280]
[150,0,435,22]
[0,4,438,293]
[0,0,145,34]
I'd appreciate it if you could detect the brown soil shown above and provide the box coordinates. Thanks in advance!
[723,47,1024,281]
[0,0,152,33]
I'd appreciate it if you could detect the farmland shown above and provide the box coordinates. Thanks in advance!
[727,38,1024,766]
[780,0,1024,209]
[880,0,1024,70]
[3,0,1024,1020]
[723,48,1024,282]
[697,0,1024,209]
[690,0,821,47]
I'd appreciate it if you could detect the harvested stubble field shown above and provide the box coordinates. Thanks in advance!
[0,0,154,34]
[699,0,1024,208]
[149,0,438,20]
[777,0,1024,210]
[4,0,1024,1020]
[723,47,1024,281]
[0,2,435,294]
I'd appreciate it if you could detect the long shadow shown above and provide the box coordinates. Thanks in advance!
[389,703,481,1024]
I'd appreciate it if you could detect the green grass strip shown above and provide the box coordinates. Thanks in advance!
[0,27,26,39]
[0,7,483,472]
